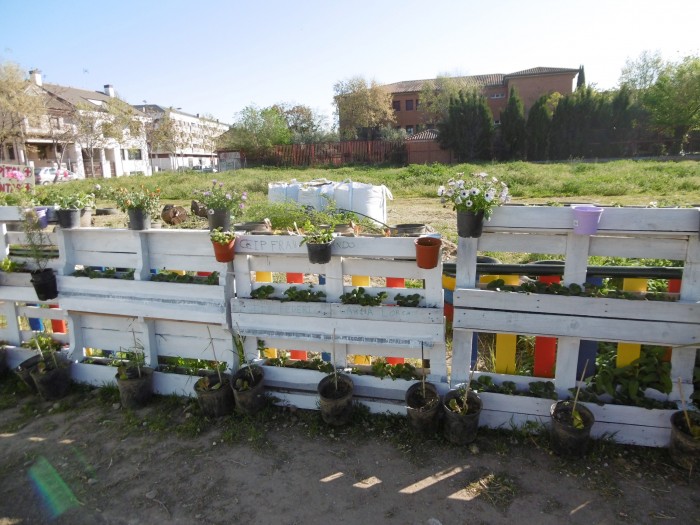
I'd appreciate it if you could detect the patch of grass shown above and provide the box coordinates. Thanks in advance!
[464,471,519,512]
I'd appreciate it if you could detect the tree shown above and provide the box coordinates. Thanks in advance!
[143,108,179,166]
[576,65,586,90]
[526,93,560,161]
[418,75,479,127]
[221,105,291,160]
[643,55,700,153]
[0,62,45,162]
[437,90,494,161]
[273,103,334,143]
[500,87,527,160]
[333,77,395,140]
[619,50,666,91]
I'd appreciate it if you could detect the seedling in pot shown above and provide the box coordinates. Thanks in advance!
[570,360,589,429]
[448,368,476,415]
[195,327,227,392]
[232,324,255,390]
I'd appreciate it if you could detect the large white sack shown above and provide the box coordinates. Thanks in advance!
[334,180,393,225]
[296,180,336,211]
[268,179,302,203]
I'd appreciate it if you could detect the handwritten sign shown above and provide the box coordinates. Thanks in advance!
[0,164,34,193]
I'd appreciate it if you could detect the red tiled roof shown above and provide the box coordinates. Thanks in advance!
[383,67,577,94]
[406,129,439,141]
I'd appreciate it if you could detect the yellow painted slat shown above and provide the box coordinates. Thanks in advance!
[495,333,517,374]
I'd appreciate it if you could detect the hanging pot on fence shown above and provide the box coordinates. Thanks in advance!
[127,209,151,231]
[405,381,442,436]
[457,210,485,238]
[232,365,266,415]
[208,208,231,232]
[33,207,49,229]
[194,374,235,418]
[550,400,595,457]
[30,356,71,401]
[318,373,354,426]
[668,410,700,471]
[414,237,442,269]
[56,209,81,229]
[306,242,333,264]
[442,389,482,445]
[30,269,58,301]
[115,366,153,409]
[571,205,604,235]
[212,240,236,262]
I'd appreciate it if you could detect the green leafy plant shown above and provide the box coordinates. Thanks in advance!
[54,192,95,210]
[282,285,326,302]
[297,220,334,245]
[0,257,25,272]
[394,293,421,307]
[73,267,135,280]
[21,208,53,271]
[107,185,161,215]
[210,227,236,245]
[340,287,388,306]
[368,358,419,381]
[116,330,147,380]
[250,285,275,299]
[194,179,247,215]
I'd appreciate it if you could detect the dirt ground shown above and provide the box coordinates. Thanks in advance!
[1,381,698,525]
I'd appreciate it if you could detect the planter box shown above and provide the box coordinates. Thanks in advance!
[58,276,226,323]
[0,206,25,222]
[474,390,678,447]
[453,289,700,346]
[0,272,39,302]
[152,370,198,397]
[71,360,118,387]
[232,299,444,349]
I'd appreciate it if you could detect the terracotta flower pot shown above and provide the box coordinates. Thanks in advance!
[414,237,442,269]
[212,239,235,262]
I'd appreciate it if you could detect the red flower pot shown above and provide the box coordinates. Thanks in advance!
[212,239,235,262]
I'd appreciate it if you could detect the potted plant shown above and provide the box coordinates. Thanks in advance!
[109,185,161,230]
[438,171,510,238]
[14,334,63,393]
[22,208,58,300]
[230,327,265,415]
[114,332,153,409]
[442,371,482,445]
[193,179,247,231]
[297,220,334,264]
[317,330,354,426]
[668,380,700,471]
[414,236,442,269]
[405,377,442,436]
[30,346,71,401]
[54,192,95,229]
[210,227,237,262]
[550,363,595,456]
[193,330,234,418]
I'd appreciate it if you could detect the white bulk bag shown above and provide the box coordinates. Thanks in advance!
[334,180,393,225]
[296,180,336,211]
[268,179,302,203]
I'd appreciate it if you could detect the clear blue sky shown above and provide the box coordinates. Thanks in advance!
[2,0,698,127]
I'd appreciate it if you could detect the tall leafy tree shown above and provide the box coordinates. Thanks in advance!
[333,77,395,140]
[500,87,527,160]
[576,65,586,90]
[526,95,553,160]
[619,50,666,91]
[643,55,700,153]
[549,87,604,159]
[0,62,45,161]
[221,105,291,159]
[438,90,493,161]
[418,75,478,127]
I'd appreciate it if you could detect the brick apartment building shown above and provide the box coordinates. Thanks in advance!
[384,66,579,135]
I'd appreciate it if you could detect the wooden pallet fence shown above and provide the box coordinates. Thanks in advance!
[451,205,700,447]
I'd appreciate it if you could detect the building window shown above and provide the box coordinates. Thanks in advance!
[494,120,501,125]
[392,100,401,111]
[7,145,15,160]
[416,98,420,109]
[405,125,414,135]
[49,117,60,129]
[490,92,506,99]
[405,99,414,111]
[127,148,142,160]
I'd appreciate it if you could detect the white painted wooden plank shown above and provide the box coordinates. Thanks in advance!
[5,346,40,368]
[453,309,698,346]
[0,283,39,302]
[590,236,688,261]
[152,371,198,397]
[477,232,568,255]
[452,288,700,324]
[236,235,418,258]
[153,320,230,339]
[555,337,582,393]
[0,206,24,222]
[681,236,700,301]
[450,329,473,386]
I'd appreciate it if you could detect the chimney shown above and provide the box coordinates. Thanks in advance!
[104,84,115,97]
[29,69,43,87]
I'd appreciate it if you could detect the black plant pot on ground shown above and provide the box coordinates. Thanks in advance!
[30,356,71,401]
[232,365,266,415]
[30,269,58,301]
[318,373,354,426]
[668,410,700,471]
[194,374,235,418]
[14,354,43,392]
[115,367,153,409]
[550,400,595,457]
[442,389,482,445]
[405,381,442,436]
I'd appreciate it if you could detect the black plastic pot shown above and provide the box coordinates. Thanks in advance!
[443,389,482,445]
[232,365,266,415]
[0,346,7,375]
[318,373,354,426]
[115,367,153,409]
[306,242,332,264]
[457,210,485,238]
[31,269,58,301]
[57,209,81,228]
[405,381,442,436]
[14,354,43,392]
[669,411,700,471]
[194,374,235,418]
[550,401,595,457]
[30,357,71,401]
[207,209,231,232]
